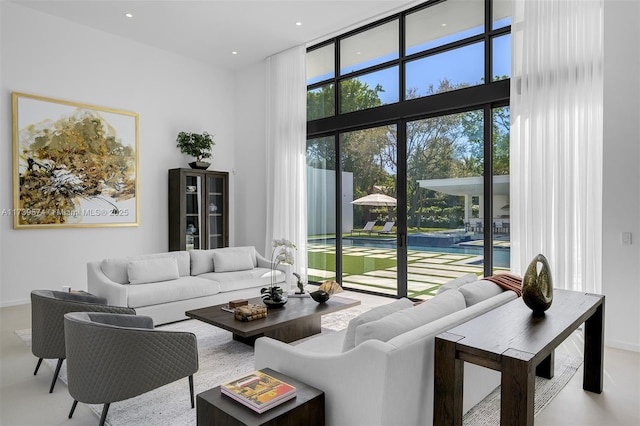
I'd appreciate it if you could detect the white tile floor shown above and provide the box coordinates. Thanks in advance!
[1,292,639,426]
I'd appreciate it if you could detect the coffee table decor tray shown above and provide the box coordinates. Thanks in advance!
[234,304,268,322]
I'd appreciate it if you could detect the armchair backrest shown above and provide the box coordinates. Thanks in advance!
[30,290,135,359]
[64,312,198,404]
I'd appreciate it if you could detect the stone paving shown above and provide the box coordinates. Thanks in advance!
[308,242,509,300]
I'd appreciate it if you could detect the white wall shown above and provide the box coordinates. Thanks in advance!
[602,0,640,352]
[233,63,268,255]
[0,3,236,306]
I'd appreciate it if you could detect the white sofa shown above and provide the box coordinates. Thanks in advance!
[254,274,519,426]
[87,246,292,325]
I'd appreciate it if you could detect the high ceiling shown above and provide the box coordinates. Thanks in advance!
[10,0,419,70]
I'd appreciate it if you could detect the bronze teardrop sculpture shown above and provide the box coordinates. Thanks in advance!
[522,254,553,315]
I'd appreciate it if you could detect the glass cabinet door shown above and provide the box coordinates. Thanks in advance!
[207,175,224,248]
[185,175,202,250]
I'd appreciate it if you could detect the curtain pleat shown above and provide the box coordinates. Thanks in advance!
[265,45,308,286]
[510,0,603,293]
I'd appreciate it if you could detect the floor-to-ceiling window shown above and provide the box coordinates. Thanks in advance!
[306,0,511,299]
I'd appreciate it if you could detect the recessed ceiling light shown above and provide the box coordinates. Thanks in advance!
[295,22,302,26]
[231,51,238,55]
[441,23,447,27]
[125,13,133,18]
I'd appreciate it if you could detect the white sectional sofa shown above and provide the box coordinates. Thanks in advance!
[254,274,519,426]
[87,246,292,325]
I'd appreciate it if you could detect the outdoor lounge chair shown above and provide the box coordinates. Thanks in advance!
[351,221,376,235]
[376,221,395,235]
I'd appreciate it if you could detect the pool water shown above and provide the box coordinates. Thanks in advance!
[314,237,511,268]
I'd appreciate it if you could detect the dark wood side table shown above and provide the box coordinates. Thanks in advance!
[434,288,604,426]
[197,368,325,426]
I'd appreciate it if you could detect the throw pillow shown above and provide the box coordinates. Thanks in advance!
[436,273,479,295]
[212,250,255,272]
[458,279,504,306]
[354,289,466,346]
[127,257,180,285]
[190,250,215,275]
[342,298,414,352]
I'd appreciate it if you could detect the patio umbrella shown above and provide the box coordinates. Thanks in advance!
[351,193,397,222]
[351,193,397,206]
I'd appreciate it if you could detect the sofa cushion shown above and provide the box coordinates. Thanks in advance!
[458,279,504,307]
[436,273,478,295]
[342,298,414,352]
[190,247,258,276]
[198,267,280,292]
[126,276,221,308]
[101,252,190,284]
[190,250,215,275]
[213,249,255,272]
[127,257,180,285]
[354,289,466,346]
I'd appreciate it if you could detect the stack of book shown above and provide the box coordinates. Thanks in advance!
[233,304,267,322]
[221,370,296,414]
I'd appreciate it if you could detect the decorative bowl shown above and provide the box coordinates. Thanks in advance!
[310,290,330,303]
[262,295,287,308]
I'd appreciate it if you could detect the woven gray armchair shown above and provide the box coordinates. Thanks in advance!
[64,312,199,426]
[30,290,136,393]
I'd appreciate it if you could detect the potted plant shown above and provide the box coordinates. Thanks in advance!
[261,238,296,308]
[176,131,215,169]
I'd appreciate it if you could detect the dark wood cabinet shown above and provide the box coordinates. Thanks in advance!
[168,168,229,251]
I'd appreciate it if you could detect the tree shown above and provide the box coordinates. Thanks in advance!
[306,77,501,230]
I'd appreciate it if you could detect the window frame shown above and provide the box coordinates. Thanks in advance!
[306,0,511,296]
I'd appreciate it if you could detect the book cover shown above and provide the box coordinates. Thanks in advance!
[221,370,296,413]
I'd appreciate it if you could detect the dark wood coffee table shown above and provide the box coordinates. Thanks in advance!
[185,295,360,344]
[433,288,604,426]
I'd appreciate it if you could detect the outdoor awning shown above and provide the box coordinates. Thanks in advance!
[416,175,510,196]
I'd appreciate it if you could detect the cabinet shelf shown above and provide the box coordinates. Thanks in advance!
[169,168,229,251]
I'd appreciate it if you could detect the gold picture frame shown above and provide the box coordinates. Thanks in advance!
[11,92,139,229]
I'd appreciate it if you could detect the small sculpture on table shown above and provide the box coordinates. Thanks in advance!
[293,272,305,295]
[522,253,554,316]
[309,290,330,303]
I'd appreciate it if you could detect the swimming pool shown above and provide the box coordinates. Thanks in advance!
[313,236,511,268]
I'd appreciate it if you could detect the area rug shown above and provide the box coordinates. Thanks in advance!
[15,306,581,426]
[14,306,369,426]
[462,353,583,425]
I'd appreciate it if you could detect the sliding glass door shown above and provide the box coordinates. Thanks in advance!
[340,125,398,295]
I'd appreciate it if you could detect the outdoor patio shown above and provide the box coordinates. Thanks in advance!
[307,241,509,300]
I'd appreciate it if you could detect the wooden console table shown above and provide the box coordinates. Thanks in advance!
[434,289,604,426]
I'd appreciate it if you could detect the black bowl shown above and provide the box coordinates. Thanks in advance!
[310,290,330,303]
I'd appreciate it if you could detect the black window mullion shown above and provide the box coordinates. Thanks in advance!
[485,0,493,83]
[483,105,494,277]
[334,42,341,116]
[396,120,408,298]
[399,13,406,103]
[335,132,343,283]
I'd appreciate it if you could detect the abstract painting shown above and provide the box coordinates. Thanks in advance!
[11,92,139,228]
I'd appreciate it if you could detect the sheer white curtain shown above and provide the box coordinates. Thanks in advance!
[510,0,603,293]
[265,45,308,283]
